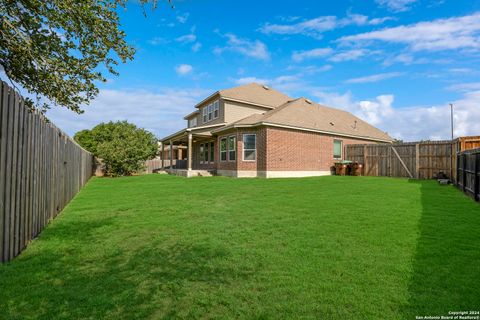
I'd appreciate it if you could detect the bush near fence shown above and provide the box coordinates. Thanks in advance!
[0,81,94,263]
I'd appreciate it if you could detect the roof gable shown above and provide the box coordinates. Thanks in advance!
[195,83,292,109]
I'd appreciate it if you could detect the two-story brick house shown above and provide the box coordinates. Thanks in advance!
[160,83,393,177]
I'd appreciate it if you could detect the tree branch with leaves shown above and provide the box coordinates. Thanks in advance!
[0,0,169,112]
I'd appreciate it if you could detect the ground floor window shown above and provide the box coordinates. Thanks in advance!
[200,143,212,163]
[200,144,205,164]
[220,138,227,161]
[228,136,236,161]
[210,142,215,163]
[243,134,256,161]
[333,139,343,159]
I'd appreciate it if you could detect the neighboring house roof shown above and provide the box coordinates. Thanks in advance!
[213,98,393,142]
[194,83,292,109]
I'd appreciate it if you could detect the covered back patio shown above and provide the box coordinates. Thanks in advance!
[159,125,221,177]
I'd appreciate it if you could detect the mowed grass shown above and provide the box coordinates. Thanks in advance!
[1,175,479,319]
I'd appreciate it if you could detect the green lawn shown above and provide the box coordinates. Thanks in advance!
[1,175,479,319]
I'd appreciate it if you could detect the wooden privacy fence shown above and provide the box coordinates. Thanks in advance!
[144,159,172,173]
[457,148,480,202]
[0,81,94,263]
[345,141,455,180]
[144,159,188,173]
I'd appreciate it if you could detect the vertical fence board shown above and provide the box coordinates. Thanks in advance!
[0,81,94,263]
[0,82,6,262]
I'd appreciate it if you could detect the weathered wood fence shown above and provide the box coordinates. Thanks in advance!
[145,159,172,173]
[144,159,188,173]
[457,148,480,202]
[0,81,94,263]
[345,141,455,179]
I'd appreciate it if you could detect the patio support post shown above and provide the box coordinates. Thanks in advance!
[161,142,164,169]
[170,140,173,169]
[188,133,192,171]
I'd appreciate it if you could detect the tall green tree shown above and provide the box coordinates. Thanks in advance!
[0,0,168,112]
[74,121,158,176]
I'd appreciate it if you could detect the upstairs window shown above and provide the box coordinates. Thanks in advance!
[213,101,219,118]
[208,104,213,121]
[201,100,220,124]
[333,139,342,159]
[188,117,197,128]
[228,136,236,161]
[243,134,256,161]
[202,107,207,123]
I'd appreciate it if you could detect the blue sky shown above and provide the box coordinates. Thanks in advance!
[47,0,480,141]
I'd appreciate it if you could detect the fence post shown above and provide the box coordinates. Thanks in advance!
[463,155,467,192]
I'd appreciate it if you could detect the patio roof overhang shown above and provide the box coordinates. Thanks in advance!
[160,123,227,143]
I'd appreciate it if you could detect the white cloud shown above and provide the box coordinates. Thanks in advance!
[176,13,189,24]
[214,33,270,60]
[375,0,418,12]
[292,48,333,62]
[191,42,202,52]
[329,49,370,62]
[148,37,169,46]
[312,89,480,141]
[448,68,474,74]
[286,64,333,75]
[45,88,211,138]
[259,13,392,38]
[233,74,304,93]
[447,82,480,92]
[260,16,337,38]
[175,64,193,75]
[339,12,480,52]
[345,72,404,84]
[176,34,196,43]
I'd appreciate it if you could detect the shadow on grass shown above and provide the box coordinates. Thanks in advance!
[0,217,243,320]
[403,180,480,319]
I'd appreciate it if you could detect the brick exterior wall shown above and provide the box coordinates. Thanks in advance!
[189,126,378,176]
[264,127,375,172]
[216,128,267,173]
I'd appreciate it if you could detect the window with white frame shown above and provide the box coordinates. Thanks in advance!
[202,107,207,123]
[220,138,227,161]
[243,134,256,161]
[213,100,219,118]
[201,100,220,124]
[210,142,215,163]
[208,104,213,121]
[188,117,197,128]
[333,139,342,159]
[228,136,236,161]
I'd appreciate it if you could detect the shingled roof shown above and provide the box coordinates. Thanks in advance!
[195,83,291,109]
[213,97,393,142]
